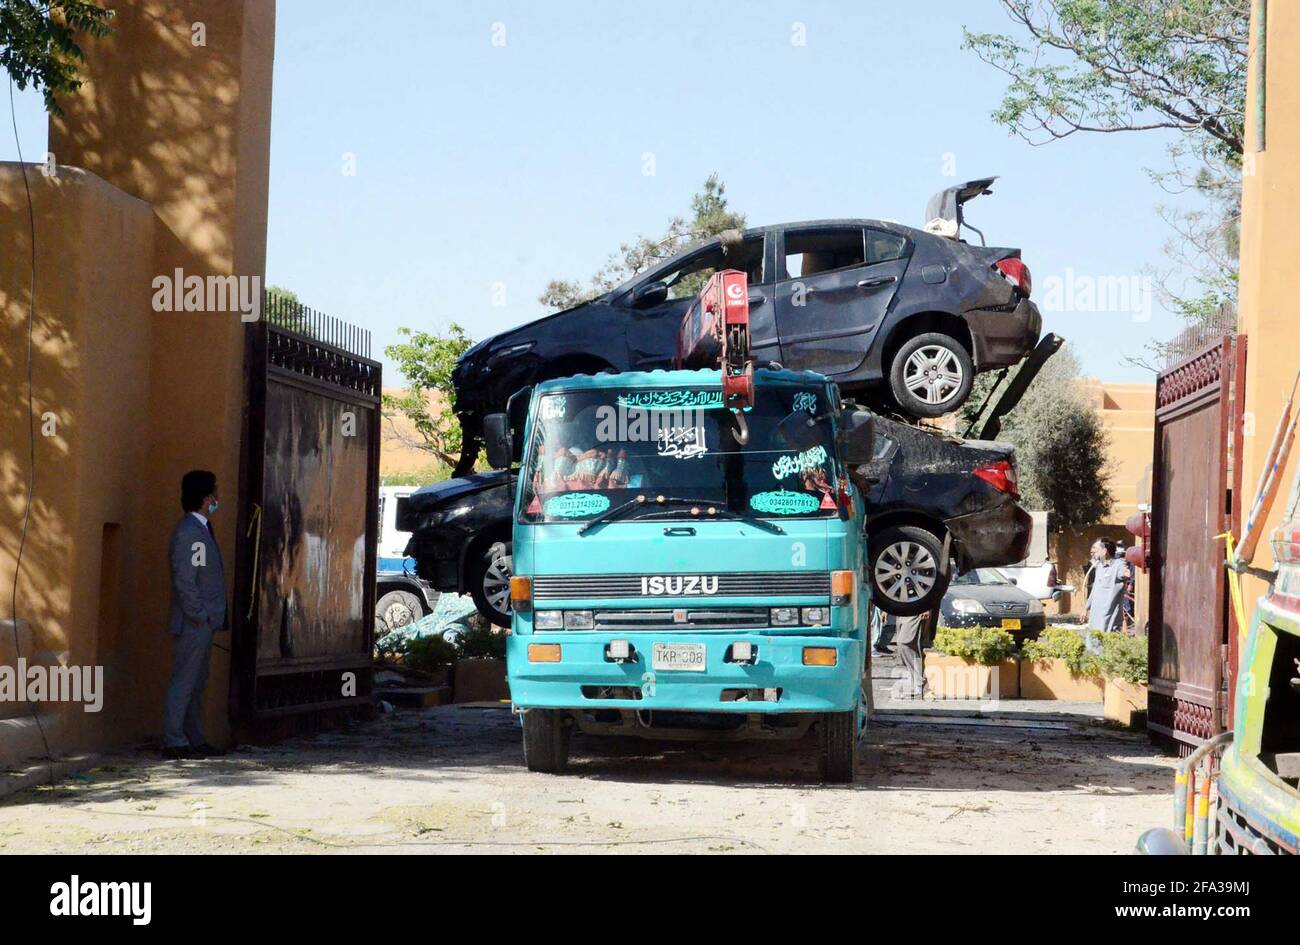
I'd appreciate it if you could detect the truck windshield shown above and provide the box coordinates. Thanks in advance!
[519,384,839,524]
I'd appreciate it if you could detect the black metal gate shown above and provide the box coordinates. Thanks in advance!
[231,295,381,719]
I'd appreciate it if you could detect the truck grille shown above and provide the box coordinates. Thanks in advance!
[1216,786,1297,855]
[591,608,771,631]
[532,571,832,601]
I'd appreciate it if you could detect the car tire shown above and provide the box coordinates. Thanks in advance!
[469,540,513,628]
[375,589,423,633]
[868,525,950,617]
[888,332,974,418]
[818,711,856,783]
[522,709,570,773]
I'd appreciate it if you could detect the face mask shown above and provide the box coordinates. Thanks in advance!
[208,499,219,515]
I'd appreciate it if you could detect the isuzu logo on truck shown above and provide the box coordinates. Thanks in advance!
[641,575,719,596]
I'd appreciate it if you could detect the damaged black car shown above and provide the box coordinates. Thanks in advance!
[450,177,1040,474]
[402,381,1048,624]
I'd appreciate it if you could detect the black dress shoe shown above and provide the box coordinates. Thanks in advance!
[190,743,226,757]
[162,746,196,760]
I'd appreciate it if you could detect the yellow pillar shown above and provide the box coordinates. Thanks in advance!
[46,0,275,747]
[1238,0,1300,604]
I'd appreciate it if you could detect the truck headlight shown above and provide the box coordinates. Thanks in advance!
[801,607,828,626]
[951,598,986,615]
[770,607,799,626]
[563,610,595,630]
[533,611,563,630]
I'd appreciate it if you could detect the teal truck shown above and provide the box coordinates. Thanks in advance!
[480,365,876,781]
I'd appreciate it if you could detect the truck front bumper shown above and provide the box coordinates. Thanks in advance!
[507,632,862,714]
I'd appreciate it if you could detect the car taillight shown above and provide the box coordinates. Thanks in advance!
[995,258,1031,298]
[973,459,1019,496]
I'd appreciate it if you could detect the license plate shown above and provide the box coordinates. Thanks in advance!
[1001,618,1021,630]
[652,642,706,672]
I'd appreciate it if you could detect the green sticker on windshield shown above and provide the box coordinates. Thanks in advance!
[616,389,726,410]
[542,492,612,519]
[750,491,820,516]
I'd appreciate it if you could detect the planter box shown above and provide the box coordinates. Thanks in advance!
[1103,678,1148,727]
[923,653,1020,700]
[452,658,511,703]
[1019,658,1104,701]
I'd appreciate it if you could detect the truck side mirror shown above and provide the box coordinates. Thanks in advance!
[837,409,875,466]
[632,280,668,308]
[484,413,514,470]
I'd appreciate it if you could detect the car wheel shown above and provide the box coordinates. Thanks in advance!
[522,709,570,773]
[889,332,974,418]
[868,525,950,617]
[818,711,856,783]
[469,540,513,628]
[375,589,423,632]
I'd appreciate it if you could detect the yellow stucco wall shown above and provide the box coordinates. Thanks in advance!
[1238,0,1300,605]
[1078,379,1156,526]
[0,1,275,765]
[0,167,156,755]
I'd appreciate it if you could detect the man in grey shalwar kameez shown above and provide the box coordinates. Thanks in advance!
[893,613,928,698]
[1084,539,1127,632]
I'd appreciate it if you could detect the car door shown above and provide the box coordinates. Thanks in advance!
[623,232,776,370]
[773,225,909,376]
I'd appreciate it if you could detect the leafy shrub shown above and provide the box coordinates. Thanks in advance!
[379,631,462,675]
[1094,631,1148,684]
[1021,626,1100,676]
[932,626,1017,666]
[455,621,507,660]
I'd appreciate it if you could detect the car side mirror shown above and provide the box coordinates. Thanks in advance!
[836,409,875,466]
[632,280,669,308]
[484,413,514,470]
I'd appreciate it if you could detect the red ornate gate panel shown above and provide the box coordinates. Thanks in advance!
[1148,334,1246,751]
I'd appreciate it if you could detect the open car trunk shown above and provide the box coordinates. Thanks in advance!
[923,176,998,242]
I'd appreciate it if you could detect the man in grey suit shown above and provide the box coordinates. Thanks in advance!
[163,469,227,759]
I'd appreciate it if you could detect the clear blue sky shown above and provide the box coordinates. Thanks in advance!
[4,0,1200,383]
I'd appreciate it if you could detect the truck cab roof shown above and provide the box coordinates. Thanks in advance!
[532,366,833,395]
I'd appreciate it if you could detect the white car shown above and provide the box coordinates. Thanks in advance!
[992,561,1072,602]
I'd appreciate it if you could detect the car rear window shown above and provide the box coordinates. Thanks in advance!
[783,228,865,279]
[866,228,908,263]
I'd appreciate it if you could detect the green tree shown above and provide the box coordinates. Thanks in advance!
[0,0,114,115]
[263,284,320,337]
[539,173,745,310]
[266,284,298,307]
[964,1,1248,331]
[961,345,1112,530]
[383,324,474,470]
